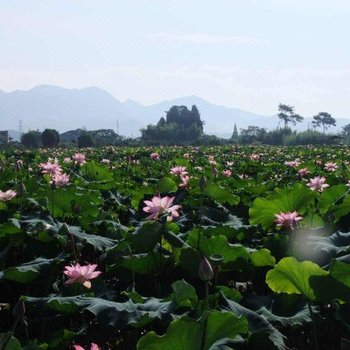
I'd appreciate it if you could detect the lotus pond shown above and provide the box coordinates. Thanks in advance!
[1,145,350,350]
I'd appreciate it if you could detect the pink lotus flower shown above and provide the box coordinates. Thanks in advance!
[150,152,160,160]
[73,343,100,350]
[298,168,310,177]
[324,162,338,172]
[40,161,62,176]
[307,176,330,192]
[72,153,86,166]
[285,160,300,168]
[170,166,188,177]
[179,175,190,189]
[250,154,260,160]
[0,190,17,201]
[143,195,181,222]
[222,170,232,177]
[64,263,102,289]
[64,157,72,164]
[274,211,303,230]
[52,173,70,187]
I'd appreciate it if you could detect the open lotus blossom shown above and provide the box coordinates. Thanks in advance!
[64,157,72,164]
[150,152,160,160]
[72,153,86,166]
[250,153,260,160]
[143,195,181,222]
[170,166,188,177]
[40,161,62,176]
[73,343,100,350]
[274,211,303,230]
[64,263,102,289]
[324,162,338,172]
[285,160,300,168]
[298,168,310,177]
[222,170,232,177]
[52,173,70,187]
[101,158,110,164]
[307,176,330,192]
[0,190,17,201]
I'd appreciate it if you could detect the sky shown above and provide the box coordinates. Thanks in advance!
[1,0,350,117]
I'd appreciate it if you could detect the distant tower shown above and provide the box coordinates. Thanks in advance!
[116,119,120,135]
[18,120,23,134]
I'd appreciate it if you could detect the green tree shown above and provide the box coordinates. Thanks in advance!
[90,129,122,146]
[342,124,350,137]
[239,126,266,144]
[312,112,336,133]
[277,104,303,129]
[21,130,42,148]
[78,132,95,147]
[141,105,204,144]
[41,128,60,147]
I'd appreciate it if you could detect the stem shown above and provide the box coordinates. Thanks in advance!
[205,281,209,301]
[128,244,135,292]
[308,301,319,350]
[51,188,54,218]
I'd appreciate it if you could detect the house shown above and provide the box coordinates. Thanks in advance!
[0,131,9,145]
[60,129,83,144]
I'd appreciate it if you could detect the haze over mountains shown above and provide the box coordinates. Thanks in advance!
[0,85,348,139]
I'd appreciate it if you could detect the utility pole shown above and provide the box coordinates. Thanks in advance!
[18,120,23,134]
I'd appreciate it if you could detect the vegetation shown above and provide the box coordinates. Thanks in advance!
[77,132,95,147]
[41,128,60,147]
[1,145,350,349]
[20,130,42,148]
[312,112,337,133]
[141,105,204,144]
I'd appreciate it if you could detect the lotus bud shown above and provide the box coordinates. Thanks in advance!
[18,182,26,196]
[12,299,26,320]
[15,160,23,171]
[198,256,214,281]
[59,223,71,236]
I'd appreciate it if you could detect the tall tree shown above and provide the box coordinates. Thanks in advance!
[41,129,60,147]
[21,130,42,148]
[312,112,336,133]
[277,104,303,129]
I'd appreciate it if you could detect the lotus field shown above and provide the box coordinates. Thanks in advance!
[2,145,350,350]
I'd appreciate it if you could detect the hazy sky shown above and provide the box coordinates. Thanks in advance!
[1,0,350,116]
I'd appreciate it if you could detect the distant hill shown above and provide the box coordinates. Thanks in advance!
[0,85,348,137]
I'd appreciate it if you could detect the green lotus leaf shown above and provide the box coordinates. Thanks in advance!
[249,184,317,229]
[266,257,328,301]
[137,310,248,350]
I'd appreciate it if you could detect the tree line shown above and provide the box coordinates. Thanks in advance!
[16,103,350,147]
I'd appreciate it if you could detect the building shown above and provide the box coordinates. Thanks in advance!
[60,129,82,144]
[0,131,9,145]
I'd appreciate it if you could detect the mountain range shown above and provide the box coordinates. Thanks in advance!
[1,85,348,139]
